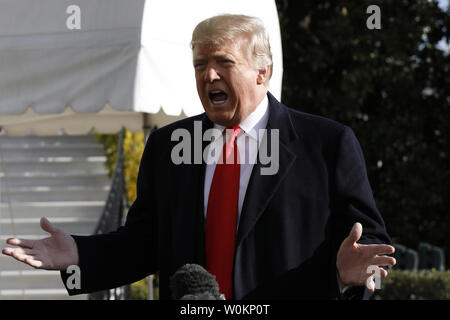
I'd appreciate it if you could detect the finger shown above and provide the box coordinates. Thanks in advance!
[2,248,44,269]
[345,222,362,245]
[365,244,395,256]
[6,238,35,249]
[25,257,43,269]
[365,275,375,292]
[2,247,14,256]
[365,265,385,290]
[370,255,396,267]
[10,250,34,263]
[40,217,59,235]
[2,247,35,257]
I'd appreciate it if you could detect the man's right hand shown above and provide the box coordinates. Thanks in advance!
[2,217,79,270]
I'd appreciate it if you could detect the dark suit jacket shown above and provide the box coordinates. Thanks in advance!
[62,92,391,300]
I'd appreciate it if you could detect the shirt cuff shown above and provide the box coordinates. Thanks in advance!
[336,270,352,294]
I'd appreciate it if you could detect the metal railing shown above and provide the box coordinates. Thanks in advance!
[0,129,17,238]
[88,128,131,300]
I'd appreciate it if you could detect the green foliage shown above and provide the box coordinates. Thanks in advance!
[130,276,159,300]
[372,269,450,300]
[276,0,450,265]
[95,130,144,203]
[130,278,148,300]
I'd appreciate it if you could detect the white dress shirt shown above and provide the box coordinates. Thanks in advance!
[203,94,269,230]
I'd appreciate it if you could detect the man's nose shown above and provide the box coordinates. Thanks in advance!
[205,66,220,83]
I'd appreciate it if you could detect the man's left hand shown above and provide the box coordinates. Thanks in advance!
[336,222,396,292]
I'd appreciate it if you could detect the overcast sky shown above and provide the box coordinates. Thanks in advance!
[437,0,449,10]
[437,0,449,53]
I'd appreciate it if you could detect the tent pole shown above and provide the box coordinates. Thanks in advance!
[143,113,152,143]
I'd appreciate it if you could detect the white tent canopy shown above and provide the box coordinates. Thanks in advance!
[0,0,283,136]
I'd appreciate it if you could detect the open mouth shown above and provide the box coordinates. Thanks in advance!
[208,90,228,105]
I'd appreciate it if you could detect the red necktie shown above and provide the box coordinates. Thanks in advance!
[206,126,241,299]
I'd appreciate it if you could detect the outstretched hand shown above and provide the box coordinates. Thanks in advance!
[336,222,396,292]
[2,217,79,270]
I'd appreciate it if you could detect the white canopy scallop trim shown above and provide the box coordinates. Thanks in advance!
[0,105,143,136]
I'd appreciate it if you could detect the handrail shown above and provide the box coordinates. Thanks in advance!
[0,130,16,237]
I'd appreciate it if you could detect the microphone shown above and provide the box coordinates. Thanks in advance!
[169,264,225,300]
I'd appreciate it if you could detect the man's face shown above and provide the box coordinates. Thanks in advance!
[193,37,265,127]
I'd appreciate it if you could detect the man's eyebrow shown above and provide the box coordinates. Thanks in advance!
[214,52,235,59]
[195,52,235,59]
[193,58,207,65]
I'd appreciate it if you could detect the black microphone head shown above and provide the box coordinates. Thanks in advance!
[170,264,223,300]
[180,293,219,300]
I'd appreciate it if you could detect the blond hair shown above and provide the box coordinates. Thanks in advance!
[191,14,273,82]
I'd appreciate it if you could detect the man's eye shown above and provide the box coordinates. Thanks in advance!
[219,59,233,65]
[194,63,205,69]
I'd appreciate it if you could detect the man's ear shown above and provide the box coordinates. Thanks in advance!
[256,65,271,85]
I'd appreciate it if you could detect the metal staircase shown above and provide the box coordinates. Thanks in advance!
[0,134,110,300]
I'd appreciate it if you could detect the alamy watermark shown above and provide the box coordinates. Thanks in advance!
[366,5,381,30]
[65,264,81,290]
[170,121,280,175]
[366,265,382,290]
[66,5,81,30]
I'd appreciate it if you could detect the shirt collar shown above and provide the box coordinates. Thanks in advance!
[213,94,269,140]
